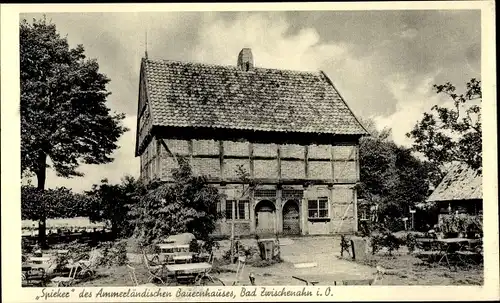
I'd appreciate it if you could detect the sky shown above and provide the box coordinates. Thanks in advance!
[20,10,481,192]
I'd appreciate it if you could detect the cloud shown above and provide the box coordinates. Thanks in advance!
[192,13,349,72]
[372,71,448,147]
[191,12,385,121]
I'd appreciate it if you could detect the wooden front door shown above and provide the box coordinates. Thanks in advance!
[283,200,300,235]
[255,200,276,235]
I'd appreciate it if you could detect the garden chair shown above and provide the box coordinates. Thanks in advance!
[218,254,246,286]
[23,267,50,287]
[292,276,319,286]
[50,264,79,287]
[340,235,352,258]
[76,249,101,279]
[141,248,161,266]
[126,264,158,287]
[193,252,225,286]
[335,267,383,286]
[142,250,165,285]
[249,272,256,285]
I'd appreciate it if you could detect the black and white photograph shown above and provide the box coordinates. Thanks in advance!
[1,2,498,302]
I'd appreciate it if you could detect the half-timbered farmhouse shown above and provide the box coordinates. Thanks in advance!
[135,48,368,237]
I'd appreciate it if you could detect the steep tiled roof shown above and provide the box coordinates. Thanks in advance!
[142,58,368,135]
[427,162,482,202]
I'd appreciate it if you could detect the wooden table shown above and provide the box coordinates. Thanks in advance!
[164,262,212,285]
[29,256,53,264]
[157,243,190,254]
[435,238,478,267]
[22,262,50,286]
[173,254,193,264]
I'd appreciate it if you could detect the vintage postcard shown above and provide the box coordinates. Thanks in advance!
[1,1,498,302]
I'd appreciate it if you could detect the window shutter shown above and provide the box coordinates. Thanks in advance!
[244,201,250,219]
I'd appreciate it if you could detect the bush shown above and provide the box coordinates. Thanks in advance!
[97,240,128,267]
[405,233,418,254]
[384,232,401,255]
[439,214,482,236]
[370,230,402,255]
[370,234,384,255]
[202,237,220,253]
[132,158,223,245]
[189,239,200,254]
[358,220,371,237]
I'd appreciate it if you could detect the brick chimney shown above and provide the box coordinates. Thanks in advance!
[237,48,254,71]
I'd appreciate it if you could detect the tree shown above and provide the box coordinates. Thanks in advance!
[357,118,434,231]
[20,17,127,246]
[406,79,482,172]
[133,158,223,244]
[85,176,143,238]
[21,186,90,222]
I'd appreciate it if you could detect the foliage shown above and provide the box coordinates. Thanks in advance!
[357,221,371,237]
[222,240,257,263]
[201,237,220,253]
[20,16,127,185]
[405,233,418,254]
[97,240,129,267]
[439,214,482,236]
[370,234,383,255]
[21,185,91,221]
[357,118,436,229]
[189,239,200,254]
[85,176,144,237]
[407,79,482,173]
[133,157,223,244]
[370,230,402,256]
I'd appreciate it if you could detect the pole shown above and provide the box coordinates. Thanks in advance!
[231,200,236,264]
[411,212,415,230]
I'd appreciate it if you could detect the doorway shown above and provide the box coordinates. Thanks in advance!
[283,200,300,235]
[255,200,276,235]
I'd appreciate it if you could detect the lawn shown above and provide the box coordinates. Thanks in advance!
[343,252,483,285]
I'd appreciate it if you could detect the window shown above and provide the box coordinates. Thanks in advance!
[225,200,249,220]
[308,197,329,219]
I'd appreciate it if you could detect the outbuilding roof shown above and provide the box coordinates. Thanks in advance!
[427,162,482,202]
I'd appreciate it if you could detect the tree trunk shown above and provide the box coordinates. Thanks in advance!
[111,222,119,240]
[35,151,48,248]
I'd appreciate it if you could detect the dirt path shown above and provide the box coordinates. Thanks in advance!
[218,236,377,285]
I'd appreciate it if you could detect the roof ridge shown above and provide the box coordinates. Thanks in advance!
[143,57,323,76]
[319,70,370,135]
